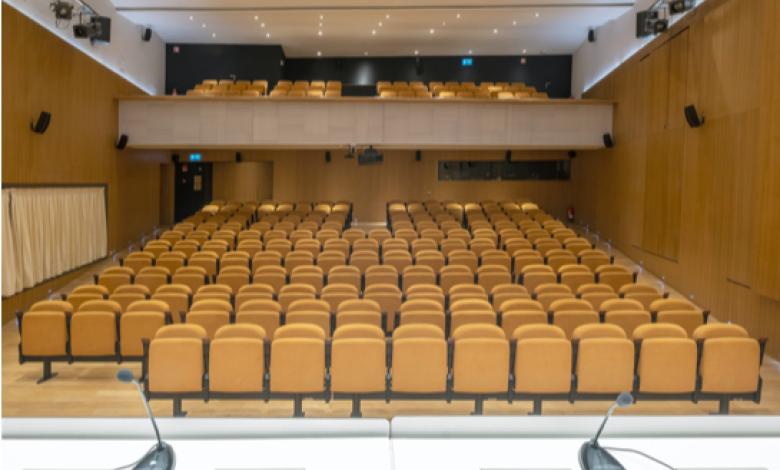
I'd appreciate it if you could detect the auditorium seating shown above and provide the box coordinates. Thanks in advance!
[16,197,767,418]
[376,81,548,99]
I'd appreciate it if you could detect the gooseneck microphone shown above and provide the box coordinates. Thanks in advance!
[116,369,175,470]
[579,392,633,470]
[579,392,676,470]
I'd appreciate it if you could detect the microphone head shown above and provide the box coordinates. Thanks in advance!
[116,369,135,383]
[616,392,634,408]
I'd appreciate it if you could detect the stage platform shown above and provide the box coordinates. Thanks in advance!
[3,416,779,469]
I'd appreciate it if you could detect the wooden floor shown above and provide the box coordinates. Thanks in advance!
[3,223,779,418]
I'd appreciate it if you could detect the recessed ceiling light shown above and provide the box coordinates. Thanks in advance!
[189,16,193,20]
[415,50,419,55]
[469,50,472,54]
[319,23,322,27]
[523,49,527,53]
[372,30,376,35]
[430,29,434,34]
[317,51,321,56]
[386,14,390,19]
[494,29,498,33]
[513,21,517,25]
[320,15,324,19]
[379,22,382,26]
[202,23,206,28]
[319,31,322,36]
[261,23,265,27]
[535,12,540,17]
[365,52,368,55]
[457,14,461,19]
[266,33,270,38]
[212,33,216,37]
[254,16,258,20]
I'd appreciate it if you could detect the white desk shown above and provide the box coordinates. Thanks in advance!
[391,416,780,470]
[3,416,779,470]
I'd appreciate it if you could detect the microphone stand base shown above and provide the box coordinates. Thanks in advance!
[578,442,625,470]
[133,441,175,470]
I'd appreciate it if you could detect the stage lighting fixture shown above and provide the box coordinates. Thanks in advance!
[51,1,73,20]
[669,0,694,14]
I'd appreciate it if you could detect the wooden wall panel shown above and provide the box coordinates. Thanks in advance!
[213,162,273,203]
[579,0,780,355]
[159,164,175,227]
[1,4,168,324]
[642,129,684,260]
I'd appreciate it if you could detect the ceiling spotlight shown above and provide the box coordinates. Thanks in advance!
[379,22,382,26]
[523,49,527,53]
[202,23,206,28]
[386,14,390,19]
[457,14,461,18]
[430,29,434,34]
[442,22,446,26]
[372,30,376,35]
[254,16,258,20]
[319,31,322,35]
[317,51,321,56]
[494,29,498,33]
[415,50,419,55]
[513,21,517,25]
[189,16,193,20]
[320,15,324,19]
[266,33,270,38]
[365,52,368,55]
[212,33,216,37]
[319,23,322,26]
[468,50,472,54]
[535,12,540,17]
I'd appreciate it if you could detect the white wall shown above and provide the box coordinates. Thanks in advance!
[4,0,165,95]
[571,0,705,98]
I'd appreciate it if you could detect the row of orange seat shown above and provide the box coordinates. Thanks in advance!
[138,320,765,417]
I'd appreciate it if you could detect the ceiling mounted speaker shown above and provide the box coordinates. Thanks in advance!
[588,29,596,43]
[236,152,242,163]
[30,112,51,134]
[603,134,614,148]
[685,105,705,128]
[115,134,128,150]
[415,150,421,162]
[142,27,152,42]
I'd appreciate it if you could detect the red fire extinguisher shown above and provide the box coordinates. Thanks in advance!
[567,206,574,222]
[172,88,178,96]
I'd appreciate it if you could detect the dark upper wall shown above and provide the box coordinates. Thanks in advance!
[165,45,572,98]
[165,44,285,94]
[283,55,572,98]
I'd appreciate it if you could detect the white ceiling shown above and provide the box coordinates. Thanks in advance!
[114,1,635,57]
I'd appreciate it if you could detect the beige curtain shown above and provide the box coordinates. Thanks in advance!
[2,187,107,297]
[0,189,17,297]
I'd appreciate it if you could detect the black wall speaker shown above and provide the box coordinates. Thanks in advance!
[685,105,705,128]
[325,151,331,163]
[142,27,152,42]
[588,29,596,43]
[236,152,242,163]
[415,150,422,162]
[30,111,51,134]
[505,150,512,163]
[603,133,614,148]
[568,150,577,159]
[172,154,180,163]
[115,134,128,150]
[415,56,423,75]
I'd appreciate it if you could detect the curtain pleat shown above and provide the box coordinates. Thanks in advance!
[2,187,108,297]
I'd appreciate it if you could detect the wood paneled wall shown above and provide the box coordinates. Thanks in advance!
[577,0,780,355]
[1,3,169,323]
[177,149,574,222]
[213,162,273,203]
